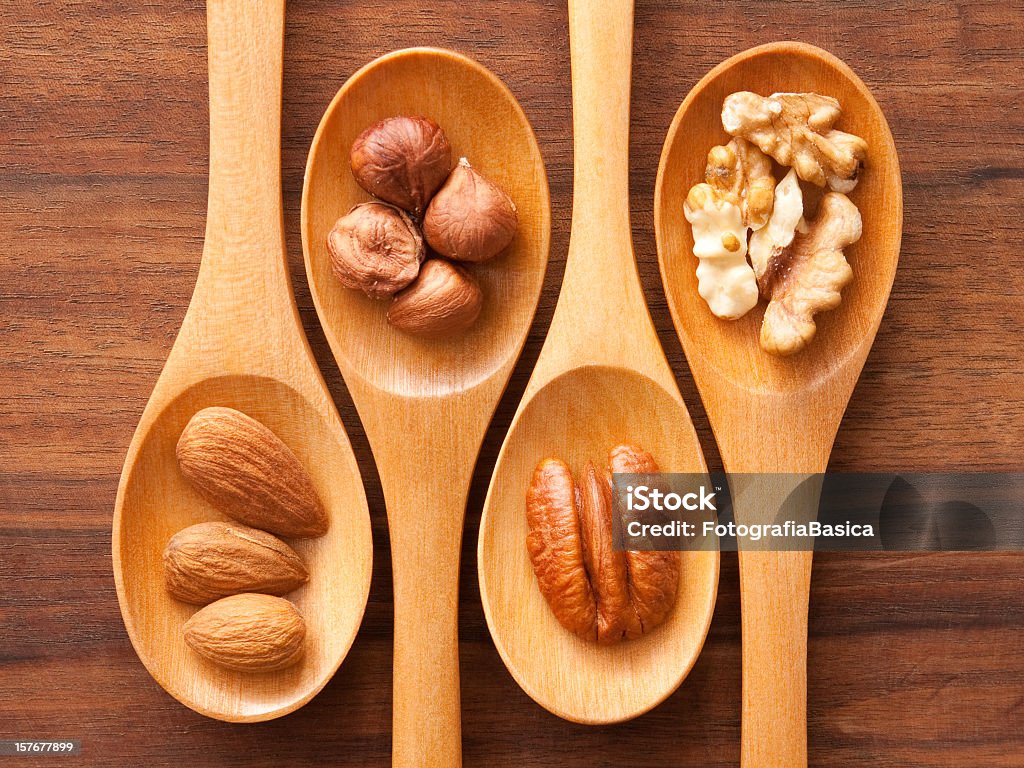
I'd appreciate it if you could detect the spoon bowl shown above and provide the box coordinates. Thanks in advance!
[656,41,901,395]
[655,42,901,766]
[115,375,370,721]
[479,365,718,723]
[302,47,549,397]
[302,48,549,767]
[112,1,372,722]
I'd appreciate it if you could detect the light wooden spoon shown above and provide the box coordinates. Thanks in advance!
[477,0,719,725]
[654,42,902,766]
[300,49,550,767]
[112,0,372,723]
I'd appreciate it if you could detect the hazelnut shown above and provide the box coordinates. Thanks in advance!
[350,116,453,217]
[326,202,424,300]
[387,259,483,338]
[423,159,519,262]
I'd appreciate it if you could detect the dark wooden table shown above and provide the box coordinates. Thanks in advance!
[2,2,1022,766]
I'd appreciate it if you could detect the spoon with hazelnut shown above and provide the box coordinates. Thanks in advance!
[301,50,550,766]
[112,0,372,721]
[654,43,901,766]
[476,0,720,724]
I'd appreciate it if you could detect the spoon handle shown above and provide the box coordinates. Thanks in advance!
[372,400,482,768]
[196,0,292,324]
[558,0,642,347]
[537,0,674,390]
[739,551,812,767]
[567,0,632,246]
[388,477,464,768]
[731,473,822,768]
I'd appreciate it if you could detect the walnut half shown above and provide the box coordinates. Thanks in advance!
[760,192,862,356]
[525,445,680,644]
[684,183,759,320]
[722,92,868,193]
[749,168,804,293]
[705,137,775,230]
[684,137,773,320]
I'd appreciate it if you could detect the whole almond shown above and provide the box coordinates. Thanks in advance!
[163,522,309,605]
[176,407,329,538]
[183,593,306,672]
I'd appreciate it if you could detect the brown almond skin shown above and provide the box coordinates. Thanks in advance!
[387,259,483,339]
[350,116,452,216]
[525,458,597,641]
[176,407,329,538]
[163,522,309,605]
[609,444,680,638]
[578,462,636,644]
[183,593,306,672]
[422,160,518,262]
[326,202,424,299]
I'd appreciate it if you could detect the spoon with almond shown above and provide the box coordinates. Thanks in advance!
[112,0,372,722]
[655,42,901,766]
[301,49,550,767]
[476,0,719,725]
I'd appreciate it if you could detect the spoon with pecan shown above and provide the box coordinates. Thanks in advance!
[477,0,719,724]
[654,42,901,766]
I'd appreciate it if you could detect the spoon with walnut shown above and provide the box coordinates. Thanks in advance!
[301,49,550,767]
[477,0,719,724]
[654,42,902,766]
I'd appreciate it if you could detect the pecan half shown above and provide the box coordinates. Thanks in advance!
[579,461,634,644]
[525,458,597,641]
[609,445,681,638]
[525,445,680,644]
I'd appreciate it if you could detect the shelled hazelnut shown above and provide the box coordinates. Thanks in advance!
[350,116,452,217]
[387,259,483,339]
[327,114,519,339]
[326,202,424,299]
[423,159,518,262]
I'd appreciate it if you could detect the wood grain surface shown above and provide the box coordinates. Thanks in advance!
[1,1,1022,766]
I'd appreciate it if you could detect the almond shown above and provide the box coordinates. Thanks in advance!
[183,593,306,672]
[163,522,309,605]
[176,407,329,538]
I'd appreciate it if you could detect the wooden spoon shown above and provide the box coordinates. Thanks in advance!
[476,0,719,725]
[112,0,372,723]
[654,42,902,766]
[300,49,550,767]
